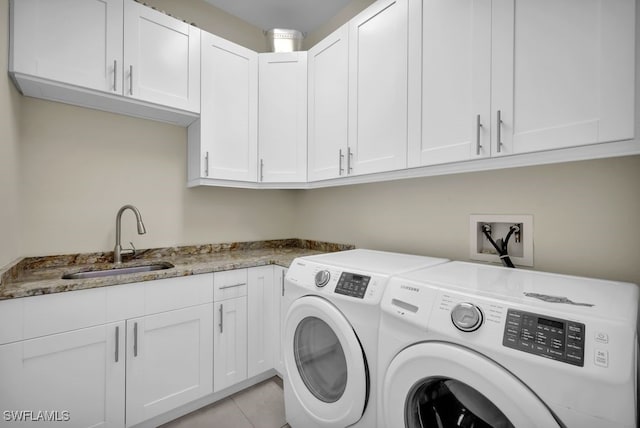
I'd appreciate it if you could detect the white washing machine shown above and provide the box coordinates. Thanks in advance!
[283,249,448,428]
[378,261,639,428]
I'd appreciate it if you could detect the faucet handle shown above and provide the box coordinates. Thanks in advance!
[121,242,137,258]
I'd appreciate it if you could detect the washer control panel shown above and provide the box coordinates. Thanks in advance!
[503,309,585,366]
[335,272,371,299]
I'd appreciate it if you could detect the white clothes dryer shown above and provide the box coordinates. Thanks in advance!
[378,261,639,428]
[283,249,448,428]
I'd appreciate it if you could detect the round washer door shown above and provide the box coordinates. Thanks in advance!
[284,296,367,427]
[382,342,561,428]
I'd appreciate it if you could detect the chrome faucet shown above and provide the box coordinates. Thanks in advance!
[114,204,147,264]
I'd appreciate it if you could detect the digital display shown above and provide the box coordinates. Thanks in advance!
[538,317,563,330]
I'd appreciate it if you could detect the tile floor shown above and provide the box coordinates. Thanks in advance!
[160,377,290,428]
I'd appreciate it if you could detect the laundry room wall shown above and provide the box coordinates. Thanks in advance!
[0,0,22,267]
[293,156,640,285]
[9,0,298,258]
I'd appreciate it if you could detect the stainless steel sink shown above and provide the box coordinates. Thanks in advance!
[62,262,174,280]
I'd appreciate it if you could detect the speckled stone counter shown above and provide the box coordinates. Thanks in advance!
[0,239,354,301]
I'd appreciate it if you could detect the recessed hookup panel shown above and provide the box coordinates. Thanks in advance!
[469,214,534,267]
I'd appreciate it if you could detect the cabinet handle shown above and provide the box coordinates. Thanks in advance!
[115,326,120,363]
[496,110,503,153]
[219,304,223,333]
[347,147,353,174]
[476,114,483,155]
[281,271,285,297]
[205,151,209,177]
[129,65,133,96]
[339,149,344,176]
[260,159,264,181]
[133,322,138,357]
[113,60,117,92]
[218,282,246,290]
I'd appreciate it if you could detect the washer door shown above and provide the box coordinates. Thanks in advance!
[284,296,367,427]
[382,342,561,428]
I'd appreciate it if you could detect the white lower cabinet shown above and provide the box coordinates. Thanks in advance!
[0,274,214,428]
[0,266,288,426]
[213,297,248,392]
[247,266,276,377]
[213,268,248,393]
[213,266,284,391]
[273,266,287,376]
[0,322,126,427]
[125,304,213,427]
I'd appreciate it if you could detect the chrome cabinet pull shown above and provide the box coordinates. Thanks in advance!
[260,159,264,181]
[219,304,223,333]
[204,151,209,177]
[339,149,344,176]
[115,326,120,362]
[347,147,353,174]
[476,114,483,155]
[281,271,285,297]
[133,322,138,357]
[129,65,133,96]
[113,60,117,92]
[218,282,246,290]
[496,110,503,153]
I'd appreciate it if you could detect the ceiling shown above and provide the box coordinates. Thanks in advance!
[203,0,353,34]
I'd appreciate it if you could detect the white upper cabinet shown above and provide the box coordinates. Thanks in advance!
[409,0,636,167]
[10,0,124,94]
[307,25,350,182]
[123,0,200,113]
[10,0,200,125]
[408,0,492,166]
[348,0,409,176]
[492,0,636,156]
[258,52,308,183]
[188,31,258,183]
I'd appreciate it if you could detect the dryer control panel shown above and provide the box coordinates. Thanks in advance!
[503,309,585,367]
[335,272,371,299]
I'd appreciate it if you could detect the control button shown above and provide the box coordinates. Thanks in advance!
[595,332,609,344]
[568,324,583,333]
[506,327,519,336]
[594,349,608,367]
[451,303,483,332]
[315,270,331,287]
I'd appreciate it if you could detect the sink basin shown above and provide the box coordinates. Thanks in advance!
[62,262,174,280]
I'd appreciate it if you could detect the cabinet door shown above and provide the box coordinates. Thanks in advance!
[349,0,408,175]
[247,266,275,378]
[408,0,492,166]
[213,297,248,392]
[274,266,287,376]
[307,25,349,182]
[126,304,213,427]
[10,0,123,94]
[0,322,125,427]
[123,0,200,112]
[197,32,258,182]
[258,52,308,183]
[492,0,636,156]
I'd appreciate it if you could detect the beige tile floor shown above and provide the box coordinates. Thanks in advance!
[160,377,290,428]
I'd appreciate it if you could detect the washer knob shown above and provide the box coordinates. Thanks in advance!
[315,270,331,288]
[451,302,483,332]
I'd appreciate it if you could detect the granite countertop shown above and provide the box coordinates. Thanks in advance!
[0,239,354,301]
